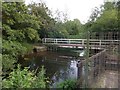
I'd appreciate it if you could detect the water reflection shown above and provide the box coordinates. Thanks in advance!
[19,51,79,87]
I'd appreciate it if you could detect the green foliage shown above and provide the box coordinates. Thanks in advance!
[0,54,2,71]
[28,2,55,39]
[47,19,84,38]
[2,39,27,57]
[65,19,82,35]
[2,1,85,39]
[68,33,86,39]
[2,65,47,88]
[2,64,35,88]
[51,22,69,38]
[2,39,29,71]
[2,54,16,71]
[32,66,47,88]
[24,28,40,42]
[0,37,2,53]
[56,79,77,89]
[2,2,40,42]
[85,2,119,33]
[0,54,1,61]
[21,42,33,53]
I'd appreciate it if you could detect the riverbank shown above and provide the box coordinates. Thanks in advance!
[33,46,47,52]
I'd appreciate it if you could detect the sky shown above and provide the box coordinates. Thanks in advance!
[25,0,105,24]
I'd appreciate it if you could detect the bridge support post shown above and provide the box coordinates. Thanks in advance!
[76,60,82,79]
[45,38,46,43]
[118,32,120,88]
[82,40,84,46]
[84,31,90,88]
[76,46,78,48]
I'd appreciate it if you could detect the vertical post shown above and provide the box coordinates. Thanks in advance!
[53,39,55,43]
[82,39,84,46]
[118,32,120,88]
[77,60,82,79]
[99,40,101,46]
[68,39,70,44]
[117,3,120,88]
[42,38,43,44]
[56,39,57,44]
[0,1,1,88]
[45,38,46,43]
[84,31,90,88]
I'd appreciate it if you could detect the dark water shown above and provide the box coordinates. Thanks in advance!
[18,50,83,87]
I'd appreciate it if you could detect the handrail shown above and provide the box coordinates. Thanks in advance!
[42,38,120,46]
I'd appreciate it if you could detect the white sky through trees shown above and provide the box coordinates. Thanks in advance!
[25,0,104,24]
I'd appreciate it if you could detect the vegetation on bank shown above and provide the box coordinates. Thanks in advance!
[2,65,47,88]
[2,0,120,88]
[56,79,77,89]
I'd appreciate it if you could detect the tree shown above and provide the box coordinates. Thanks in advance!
[2,2,41,73]
[85,1,119,32]
[65,19,82,35]
[2,2,40,42]
[28,2,56,38]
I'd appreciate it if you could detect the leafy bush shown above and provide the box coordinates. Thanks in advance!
[2,54,16,71]
[2,39,27,57]
[32,66,47,88]
[2,64,34,88]
[0,37,2,53]
[2,65,47,88]
[56,79,77,89]
[21,42,33,53]
[0,54,2,71]
[2,40,28,71]
[2,2,40,43]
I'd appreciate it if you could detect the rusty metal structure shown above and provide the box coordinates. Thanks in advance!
[77,31,120,88]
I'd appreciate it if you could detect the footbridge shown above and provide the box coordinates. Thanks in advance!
[42,38,119,49]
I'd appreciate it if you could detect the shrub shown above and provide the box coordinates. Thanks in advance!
[2,65,47,88]
[0,54,2,72]
[2,64,35,88]
[2,39,28,71]
[56,79,77,89]
[32,66,47,88]
[2,54,16,71]
[2,40,27,57]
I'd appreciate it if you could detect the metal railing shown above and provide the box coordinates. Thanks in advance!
[42,38,120,47]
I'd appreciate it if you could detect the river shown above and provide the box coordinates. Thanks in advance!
[18,50,84,87]
[18,48,119,88]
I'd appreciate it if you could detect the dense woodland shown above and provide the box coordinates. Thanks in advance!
[1,0,120,88]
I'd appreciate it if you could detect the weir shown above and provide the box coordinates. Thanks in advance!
[41,31,120,88]
[76,48,119,88]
